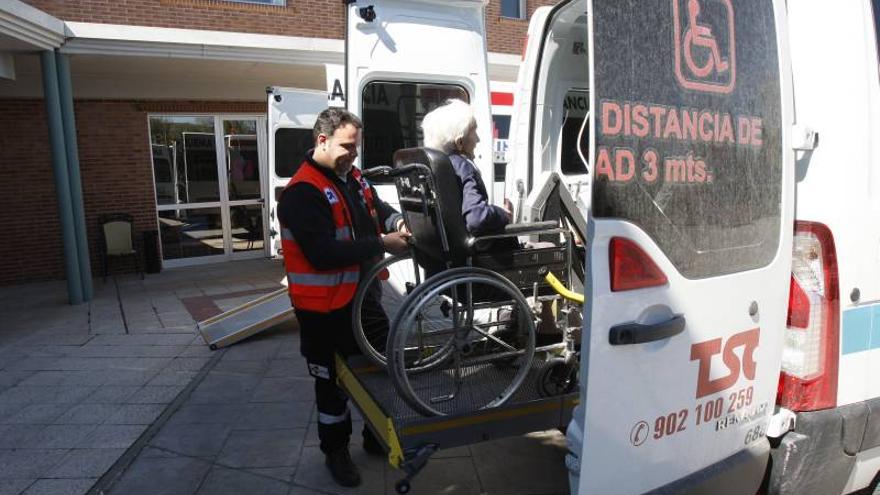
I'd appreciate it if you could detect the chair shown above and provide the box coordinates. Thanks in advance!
[98,213,144,281]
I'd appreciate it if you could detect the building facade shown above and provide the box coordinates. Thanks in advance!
[0,0,556,293]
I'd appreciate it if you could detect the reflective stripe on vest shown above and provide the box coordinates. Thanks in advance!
[279,161,380,313]
[287,271,359,287]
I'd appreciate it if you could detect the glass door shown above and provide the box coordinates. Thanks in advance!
[149,115,268,268]
[221,117,266,259]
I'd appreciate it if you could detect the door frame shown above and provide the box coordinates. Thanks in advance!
[149,113,270,269]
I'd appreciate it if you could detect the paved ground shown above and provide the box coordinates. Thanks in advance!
[0,259,568,495]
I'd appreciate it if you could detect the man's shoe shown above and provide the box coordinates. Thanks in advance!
[362,430,385,456]
[325,448,361,487]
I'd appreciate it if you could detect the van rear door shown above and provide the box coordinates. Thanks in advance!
[532,0,794,492]
[344,0,494,202]
[266,87,327,257]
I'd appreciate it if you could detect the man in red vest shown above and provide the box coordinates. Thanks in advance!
[278,108,409,487]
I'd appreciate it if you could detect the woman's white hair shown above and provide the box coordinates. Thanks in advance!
[421,99,476,154]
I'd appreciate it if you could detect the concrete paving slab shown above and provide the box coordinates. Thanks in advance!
[386,457,482,495]
[292,446,386,495]
[104,404,165,425]
[237,401,313,430]
[78,424,148,449]
[102,371,159,387]
[150,422,234,458]
[212,359,270,375]
[188,374,260,404]
[126,385,186,404]
[53,404,119,425]
[0,449,68,479]
[196,466,289,495]
[165,404,247,425]
[1,403,70,424]
[107,453,213,495]
[217,428,305,469]
[0,479,34,495]
[48,449,126,478]
[20,477,95,495]
[245,467,297,483]
[251,377,314,404]
[0,424,45,448]
[27,424,99,449]
[147,371,199,386]
[82,386,141,404]
[470,431,569,495]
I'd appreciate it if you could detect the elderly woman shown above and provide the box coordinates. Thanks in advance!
[421,99,514,238]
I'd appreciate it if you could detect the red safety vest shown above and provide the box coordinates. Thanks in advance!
[281,160,380,313]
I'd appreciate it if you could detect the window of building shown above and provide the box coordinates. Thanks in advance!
[360,81,469,170]
[226,0,285,6]
[501,0,525,19]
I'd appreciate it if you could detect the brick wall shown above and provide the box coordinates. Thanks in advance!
[22,0,346,40]
[22,0,550,54]
[487,0,560,54]
[0,99,267,286]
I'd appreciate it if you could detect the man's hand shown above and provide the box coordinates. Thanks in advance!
[381,231,411,254]
[396,218,410,236]
[503,198,514,222]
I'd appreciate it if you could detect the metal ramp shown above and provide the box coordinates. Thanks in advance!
[197,288,295,349]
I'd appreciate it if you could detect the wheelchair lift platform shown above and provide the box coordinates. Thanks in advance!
[335,353,579,493]
[197,288,294,349]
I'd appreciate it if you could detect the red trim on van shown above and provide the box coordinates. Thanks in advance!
[491,92,514,106]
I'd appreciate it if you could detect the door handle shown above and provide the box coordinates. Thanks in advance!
[609,315,686,346]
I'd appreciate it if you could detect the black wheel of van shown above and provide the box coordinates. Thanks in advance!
[388,267,536,416]
[352,251,453,372]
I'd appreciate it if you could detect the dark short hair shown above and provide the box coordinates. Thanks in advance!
[313,107,363,141]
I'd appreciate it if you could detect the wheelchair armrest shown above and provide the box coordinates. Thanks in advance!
[503,221,559,235]
[466,221,564,247]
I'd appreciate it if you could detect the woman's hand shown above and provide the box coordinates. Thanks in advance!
[503,198,514,222]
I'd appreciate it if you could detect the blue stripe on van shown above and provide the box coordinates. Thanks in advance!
[841,305,878,355]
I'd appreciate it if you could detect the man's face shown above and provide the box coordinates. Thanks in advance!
[315,123,361,176]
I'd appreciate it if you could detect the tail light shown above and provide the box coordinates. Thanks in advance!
[609,237,667,292]
[777,221,839,411]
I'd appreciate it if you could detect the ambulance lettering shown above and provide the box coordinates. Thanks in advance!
[690,327,759,399]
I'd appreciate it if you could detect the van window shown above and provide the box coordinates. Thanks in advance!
[561,90,590,175]
[591,0,783,279]
[274,128,314,178]
[360,81,469,169]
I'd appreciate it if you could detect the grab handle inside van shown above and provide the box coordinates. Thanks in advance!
[608,315,686,346]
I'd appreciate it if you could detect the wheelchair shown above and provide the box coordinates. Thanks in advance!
[352,147,582,417]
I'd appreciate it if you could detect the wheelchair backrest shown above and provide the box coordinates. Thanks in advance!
[392,147,471,267]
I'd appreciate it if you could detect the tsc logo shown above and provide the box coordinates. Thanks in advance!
[690,328,759,399]
[672,0,736,94]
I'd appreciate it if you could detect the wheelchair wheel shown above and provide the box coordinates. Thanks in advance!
[352,251,421,367]
[388,267,536,416]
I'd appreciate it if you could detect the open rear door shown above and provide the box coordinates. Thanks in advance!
[266,87,326,257]
[344,0,494,203]
[571,0,794,492]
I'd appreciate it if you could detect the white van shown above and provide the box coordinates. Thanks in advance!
[271,0,794,492]
[765,1,880,494]
[507,0,794,493]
